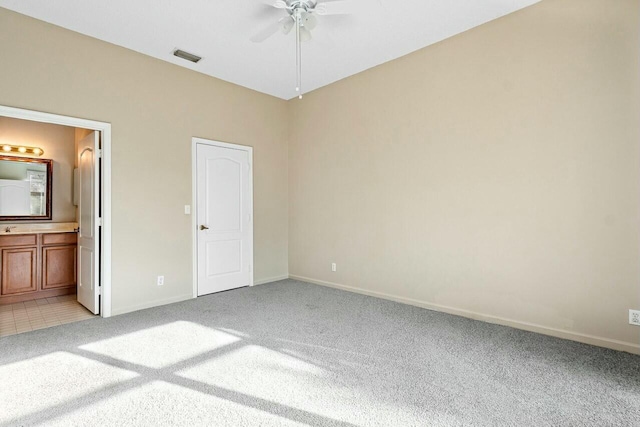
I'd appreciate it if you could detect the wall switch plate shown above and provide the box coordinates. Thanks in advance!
[184,205,191,215]
[331,263,337,272]
[157,276,164,286]
[630,310,640,326]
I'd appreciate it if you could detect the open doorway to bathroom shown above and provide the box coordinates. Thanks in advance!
[0,106,111,337]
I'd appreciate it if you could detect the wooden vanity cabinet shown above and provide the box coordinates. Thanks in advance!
[0,232,77,304]
[42,234,77,290]
[1,247,38,296]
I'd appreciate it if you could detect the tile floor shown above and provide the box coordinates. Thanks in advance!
[0,295,95,337]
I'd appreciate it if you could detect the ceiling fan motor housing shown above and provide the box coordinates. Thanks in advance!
[286,0,318,14]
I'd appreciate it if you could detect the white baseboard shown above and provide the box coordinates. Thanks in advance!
[254,275,290,286]
[289,274,640,355]
[111,293,194,316]
[113,276,288,316]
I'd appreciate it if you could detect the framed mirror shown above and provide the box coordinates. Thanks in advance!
[0,155,53,221]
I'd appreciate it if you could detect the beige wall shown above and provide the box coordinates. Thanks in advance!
[0,8,289,314]
[289,0,640,353]
[0,117,76,222]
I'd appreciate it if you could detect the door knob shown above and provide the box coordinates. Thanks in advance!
[200,225,209,231]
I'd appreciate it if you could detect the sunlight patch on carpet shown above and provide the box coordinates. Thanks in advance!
[0,351,138,424]
[80,321,240,369]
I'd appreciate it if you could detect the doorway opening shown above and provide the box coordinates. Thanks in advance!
[0,105,111,336]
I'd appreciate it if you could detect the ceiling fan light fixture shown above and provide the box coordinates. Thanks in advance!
[299,26,312,42]
[302,13,318,30]
[282,17,295,34]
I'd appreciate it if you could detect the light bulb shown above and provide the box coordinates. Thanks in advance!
[18,147,26,153]
[296,87,300,92]
[299,95,303,99]
[2,145,10,152]
[33,148,42,155]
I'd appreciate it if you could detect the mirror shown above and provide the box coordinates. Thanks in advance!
[0,155,53,220]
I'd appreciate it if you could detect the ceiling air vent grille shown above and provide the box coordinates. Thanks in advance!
[173,49,201,63]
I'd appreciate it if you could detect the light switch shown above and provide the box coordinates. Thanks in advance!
[184,205,191,215]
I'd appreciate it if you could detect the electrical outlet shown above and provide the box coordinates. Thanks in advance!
[630,310,640,326]
[184,205,191,215]
[157,276,164,286]
[331,263,337,272]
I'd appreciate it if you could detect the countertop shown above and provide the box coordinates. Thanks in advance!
[0,222,78,235]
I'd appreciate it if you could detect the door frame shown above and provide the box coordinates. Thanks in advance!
[191,137,254,298]
[0,105,112,317]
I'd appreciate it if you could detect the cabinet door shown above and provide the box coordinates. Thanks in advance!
[42,246,77,290]
[1,248,38,295]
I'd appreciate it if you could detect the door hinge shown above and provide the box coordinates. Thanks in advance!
[97,149,103,158]
[97,218,103,226]
[98,286,101,295]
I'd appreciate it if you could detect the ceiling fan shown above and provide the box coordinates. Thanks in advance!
[251,0,355,99]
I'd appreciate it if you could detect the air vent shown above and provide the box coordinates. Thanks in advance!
[173,49,202,64]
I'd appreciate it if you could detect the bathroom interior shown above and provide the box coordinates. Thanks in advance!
[0,116,97,336]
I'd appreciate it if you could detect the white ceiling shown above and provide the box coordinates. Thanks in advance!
[0,0,539,100]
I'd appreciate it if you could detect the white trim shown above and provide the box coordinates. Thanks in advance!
[290,274,640,355]
[191,141,197,299]
[193,137,254,152]
[191,137,254,299]
[254,274,289,286]
[0,105,113,318]
[111,293,193,316]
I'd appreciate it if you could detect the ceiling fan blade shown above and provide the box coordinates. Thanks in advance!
[250,18,287,43]
[255,0,288,8]
[314,0,356,15]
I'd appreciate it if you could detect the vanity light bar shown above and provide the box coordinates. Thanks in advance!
[1,144,44,156]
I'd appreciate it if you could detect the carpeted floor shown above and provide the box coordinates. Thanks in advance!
[1,279,639,426]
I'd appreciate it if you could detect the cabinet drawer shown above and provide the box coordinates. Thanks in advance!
[42,233,77,246]
[0,234,37,247]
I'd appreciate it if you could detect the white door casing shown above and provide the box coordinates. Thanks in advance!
[196,141,253,296]
[0,104,112,318]
[77,131,100,314]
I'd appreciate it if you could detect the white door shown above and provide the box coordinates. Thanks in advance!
[77,131,100,314]
[196,142,253,296]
